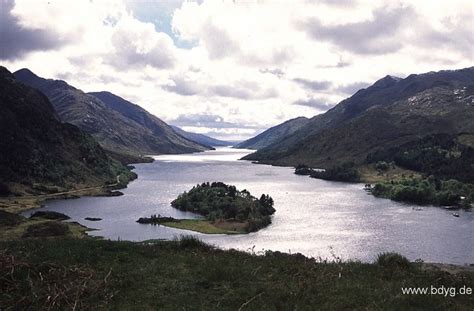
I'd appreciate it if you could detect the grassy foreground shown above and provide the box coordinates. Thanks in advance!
[1,237,473,310]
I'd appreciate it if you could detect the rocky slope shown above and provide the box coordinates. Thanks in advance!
[14,69,210,155]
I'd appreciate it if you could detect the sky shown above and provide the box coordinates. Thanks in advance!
[1,0,473,140]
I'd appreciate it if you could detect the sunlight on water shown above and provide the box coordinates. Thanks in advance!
[24,147,474,264]
[152,148,253,162]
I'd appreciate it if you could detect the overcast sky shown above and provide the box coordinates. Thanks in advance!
[1,0,473,140]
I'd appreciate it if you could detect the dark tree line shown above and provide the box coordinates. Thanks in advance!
[367,134,474,183]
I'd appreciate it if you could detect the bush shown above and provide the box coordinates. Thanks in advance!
[376,252,411,270]
[175,235,210,250]
[375,161,390,172]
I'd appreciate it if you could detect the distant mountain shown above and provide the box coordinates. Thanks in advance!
[234,117,309,150]
[87,91,212,154]
[170,125,233,147]
[244,67,474,171]
[0,66,131,195]
[14,69,210,155]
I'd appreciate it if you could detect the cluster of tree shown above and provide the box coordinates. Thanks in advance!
[367,134,474,183]
[295,162,360,182]
[370,176,474,207]
[171,182,275,232]
[294,164,314,176]
[137,214,179,224]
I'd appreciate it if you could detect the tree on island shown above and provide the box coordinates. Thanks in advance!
[171,182,276,232]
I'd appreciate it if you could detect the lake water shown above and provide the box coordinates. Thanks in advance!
[24,148,474,264]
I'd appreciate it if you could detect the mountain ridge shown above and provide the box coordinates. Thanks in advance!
[169,125,233,147]
[234,117,309,150]
[243,67,474,172]
[14,69,210,156]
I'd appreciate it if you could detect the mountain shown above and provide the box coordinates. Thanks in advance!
[234,117,309,149]
[0,66,131,195]
[244,67,474,171]
[170,125,233,147]
[14,69,210,155]
[87,91,212,154]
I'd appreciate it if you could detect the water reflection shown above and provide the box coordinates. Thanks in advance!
[24,148,474,264]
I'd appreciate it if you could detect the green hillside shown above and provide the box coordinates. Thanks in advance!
[244,68,474,182]
[0,67,132,195]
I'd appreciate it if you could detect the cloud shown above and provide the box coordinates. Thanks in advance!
[163,75,278,99]
[170,113,247,129]
[109,17,176,69]
[163,75,200,96]
[298,6,414,55]
[209,80,278,100]
[293,78,332,91]
[336,82,371,95]
[293,97,334,110]
[201,20,240,59]
[210,85,253,99]
[259,68,285,78]
[0,0,69,60]
[3,0,472,141]
[417,12,473,59]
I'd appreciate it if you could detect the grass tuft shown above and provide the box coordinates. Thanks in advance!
[174,235,211,250]
[376,252,411,270]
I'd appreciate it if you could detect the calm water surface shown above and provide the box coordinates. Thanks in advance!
[24,148,474,264]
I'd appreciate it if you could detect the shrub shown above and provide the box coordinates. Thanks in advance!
[376,252,411,270]
[375,161,390,172]
[175,235,210,250]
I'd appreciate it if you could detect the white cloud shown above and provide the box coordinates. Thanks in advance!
[2,0,473,140]
[109,16,177,69]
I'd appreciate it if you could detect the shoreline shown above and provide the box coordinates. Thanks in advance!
[1,150,471,266]
[0,172,134,214]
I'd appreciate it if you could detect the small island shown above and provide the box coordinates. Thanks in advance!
[138,182,275,234]
[295,163,360,182]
